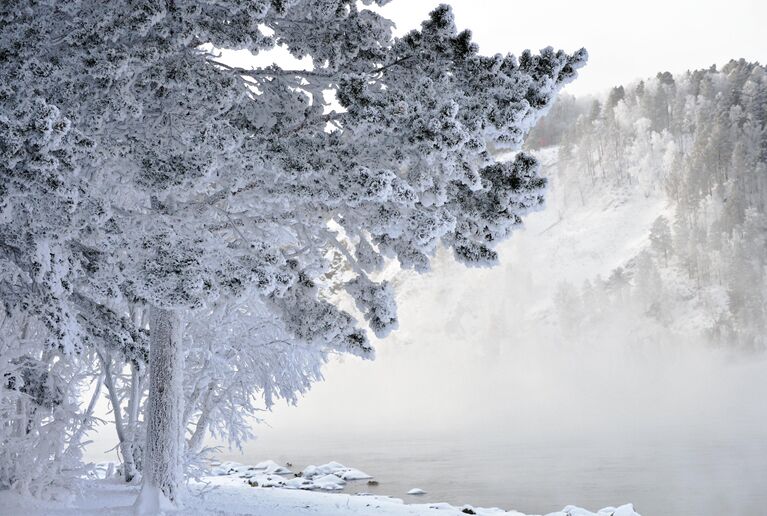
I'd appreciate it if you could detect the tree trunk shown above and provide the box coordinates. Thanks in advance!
[65,370,104,459]
[101,352,137,483]
[126,362,143,473]
[127,305,145,475]
[187,384,215,455]
[134,306,184,513]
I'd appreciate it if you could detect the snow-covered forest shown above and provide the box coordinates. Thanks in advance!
[527,59,767,353]
[2,1,765,515]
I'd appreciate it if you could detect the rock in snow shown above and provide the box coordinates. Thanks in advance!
[284,477,315,490]
[210,461,247,476]
[311,474,347,490]
[407,488,427,495]
[214,459,372,491]
[247,474,287,488]
[302,461,373,481]
[547,505,639,516]
[252,459,294,475]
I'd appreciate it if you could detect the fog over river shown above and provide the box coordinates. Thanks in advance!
[221,167,767,516]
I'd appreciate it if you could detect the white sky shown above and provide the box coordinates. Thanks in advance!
[375,0,766,96]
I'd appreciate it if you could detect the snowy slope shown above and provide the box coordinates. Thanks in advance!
[500,148,668,302]
[389,146,669,332]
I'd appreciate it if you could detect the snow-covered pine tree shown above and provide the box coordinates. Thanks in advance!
[1,1,585,508]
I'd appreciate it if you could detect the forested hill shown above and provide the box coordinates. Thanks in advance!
[525,59,767,352]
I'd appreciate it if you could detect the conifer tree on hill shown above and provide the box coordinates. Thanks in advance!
[0,1,585,509]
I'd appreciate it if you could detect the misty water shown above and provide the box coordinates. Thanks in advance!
[227,337,767,516]
[235,432,767,515]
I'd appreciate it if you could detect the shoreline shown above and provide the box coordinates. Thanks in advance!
[0,462,641,516]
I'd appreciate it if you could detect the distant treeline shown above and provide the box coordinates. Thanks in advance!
[533,59,767,351]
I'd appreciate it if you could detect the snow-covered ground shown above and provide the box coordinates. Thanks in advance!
[0,465,640,516]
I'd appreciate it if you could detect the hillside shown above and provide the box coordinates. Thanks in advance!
[521,59,767,352]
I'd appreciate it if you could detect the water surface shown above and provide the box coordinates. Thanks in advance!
[226,432,767,515]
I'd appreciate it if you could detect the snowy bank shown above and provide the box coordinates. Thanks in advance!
[0,466,641,516]
[208,460,372,491]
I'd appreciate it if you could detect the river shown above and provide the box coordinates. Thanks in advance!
[226,429,767,515]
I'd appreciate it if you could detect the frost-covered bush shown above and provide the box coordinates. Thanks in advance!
[0,313,91,498]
